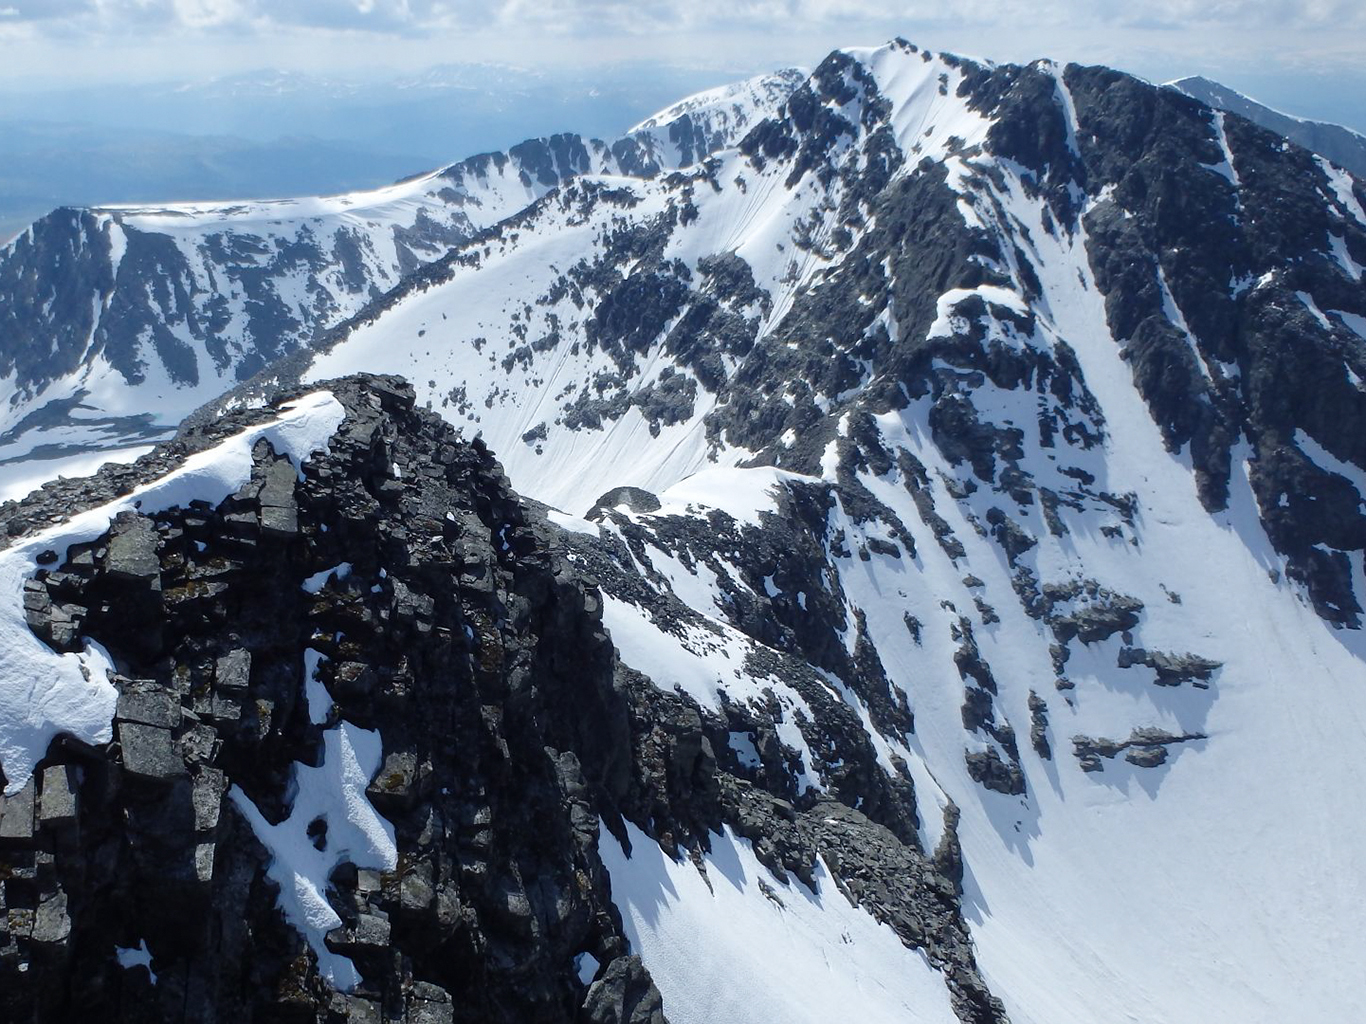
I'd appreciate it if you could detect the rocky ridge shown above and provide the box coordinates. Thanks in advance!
[1170,75,1366,179]
[0,375,1000,1023]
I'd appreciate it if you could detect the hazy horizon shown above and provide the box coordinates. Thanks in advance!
[2,4,1363,241]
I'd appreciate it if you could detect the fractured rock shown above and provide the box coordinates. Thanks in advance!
[118,722,186,782]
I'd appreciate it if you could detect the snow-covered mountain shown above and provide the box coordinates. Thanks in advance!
[0,68,804,499]
[1171,75,1366,179]
[1,38,1365,1024]
[277,40,1364,1023]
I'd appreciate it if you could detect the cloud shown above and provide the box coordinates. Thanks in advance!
[0,0,1362,112]
[3,0,1362,35]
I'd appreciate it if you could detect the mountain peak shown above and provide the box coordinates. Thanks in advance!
[629,67,808,134]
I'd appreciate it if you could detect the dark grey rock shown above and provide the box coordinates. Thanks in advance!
[589,486,662,518]
[1072,728,1206,772]
[582,955,667,1024]
[332,661,377,700]
[1027,691,1051,761]
[405,981,453,1024]
[340,996,382,1024]
[118,722,186,781]
[1124,746,1169,768]
[31,892,71,945]
[214,649,251,693]
[191,768,226,831]
[105,512,161,585]
[257,455,299,536]
[366,750,418,810]
[0,779,36,845]
[116,687,182,728]
[37,765,77,828]
[1117,647,1223,687]
[964,748,1026,795]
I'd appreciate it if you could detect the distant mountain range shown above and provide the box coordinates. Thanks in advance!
[0,69,806,494]
[0,121,436,246]
[0,62,787,241]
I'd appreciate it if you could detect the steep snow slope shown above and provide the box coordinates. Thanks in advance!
[598,820,959,1024]
[0,70,804,502]
[290,40,1366,1024]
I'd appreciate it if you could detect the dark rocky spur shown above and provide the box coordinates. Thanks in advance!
[0,374,1004,1024]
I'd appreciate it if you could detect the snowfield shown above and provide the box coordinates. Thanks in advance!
[599,820,959,1024]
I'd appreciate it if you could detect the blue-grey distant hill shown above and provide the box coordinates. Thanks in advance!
[0,121,434,243]
[1171,75,1366,177]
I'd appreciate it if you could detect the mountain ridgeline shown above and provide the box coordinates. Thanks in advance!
[0,40,1364,1024]
[0,68,806,487]
[1171,74,1366,179]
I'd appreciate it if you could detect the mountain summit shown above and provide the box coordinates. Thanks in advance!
[0,39,1364,1024]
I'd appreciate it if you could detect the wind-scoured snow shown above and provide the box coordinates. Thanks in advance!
[0,390,343,795]
[302,562,352,595]
[0,445,157,504]
[1317,155,1366,224]
[1329,231,1365,281]
[1204,110,1241,186]
[630,69,807,135]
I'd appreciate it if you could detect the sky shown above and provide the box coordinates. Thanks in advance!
[0,0,1363,132]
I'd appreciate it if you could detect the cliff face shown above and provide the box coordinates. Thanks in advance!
[0,376,994,1024]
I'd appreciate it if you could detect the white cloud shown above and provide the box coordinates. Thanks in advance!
[4,0,1362,34]
[0,0,1362,125]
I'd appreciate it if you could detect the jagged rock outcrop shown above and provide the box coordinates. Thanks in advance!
[0,375,1001,1024]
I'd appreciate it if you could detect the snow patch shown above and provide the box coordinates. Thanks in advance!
[302,562,352,594]
[1202,111,1240,187]
[546,508,600,536]
[1317,155,1366,224]
[114,939,156,983]
[227,719,396,991]
[1328,232,1364,282]
[727,731,762,769]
